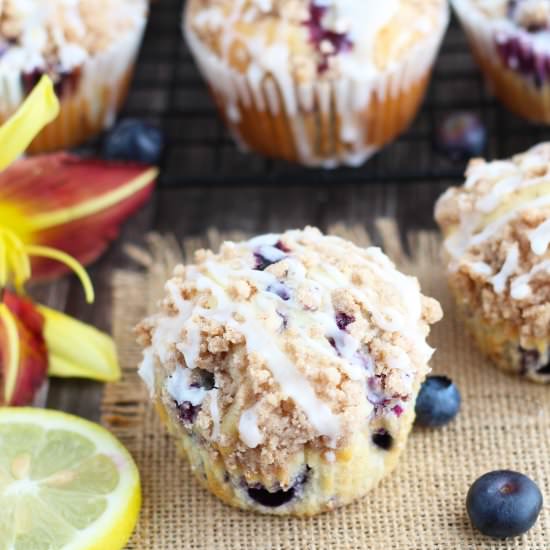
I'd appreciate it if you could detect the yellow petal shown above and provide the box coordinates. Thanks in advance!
[0,303,20,403]
[0,76,59,171]
[29,166,159,231]
[38,306,120,383]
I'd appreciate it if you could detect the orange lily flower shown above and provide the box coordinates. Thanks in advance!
[0,76,158,405]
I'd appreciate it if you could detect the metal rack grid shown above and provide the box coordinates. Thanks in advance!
[124,0,550,187]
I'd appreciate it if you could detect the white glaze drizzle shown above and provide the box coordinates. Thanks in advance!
[138,347,155,395]
[510,260,550,300]
[238,405,264,448]
[445,194,550,262]
[146,228,434,446]
[324,450,336,463]
[185,0,448,167]
[476,175,522,212]
[166,366,207,406]
[490,243,519,294]
[469,261,493,276]
[528,218,550,255]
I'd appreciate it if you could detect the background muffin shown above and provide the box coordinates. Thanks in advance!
[452,0,550,123]
[137,227,442,516]
[0,0,148,153]
[435,143,550,382]
[184,0,449,168]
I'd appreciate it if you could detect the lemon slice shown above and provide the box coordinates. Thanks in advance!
[0,408,141,550]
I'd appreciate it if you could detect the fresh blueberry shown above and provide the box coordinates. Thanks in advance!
[247,467,310,508]
[335,312,355,331]
[195,369,215,390]
[467,470,543,539]
[174,369,215,424]
[519,347,550,376]
[304,2,353,72]
[102,119,164,164]
[274,240,291,253]
[415,375,461,427]
[247,484,297,507]
[267,281,290,301]
[372,429,393,450]
[436,112,487,161]
[175,401,199,424]
[254,245,286,271]
[496,35,549,85]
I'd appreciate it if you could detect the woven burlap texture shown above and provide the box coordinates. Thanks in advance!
[103,222,550,550]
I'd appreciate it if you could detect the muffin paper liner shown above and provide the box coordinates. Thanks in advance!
[452,0,550,123]
[0,23,146,153]
[184,5,449,167]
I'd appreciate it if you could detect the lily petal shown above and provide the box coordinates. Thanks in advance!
[39,305,120,382]
[0,154,157,280]
[0,76,59,171]
[0,291,48,406]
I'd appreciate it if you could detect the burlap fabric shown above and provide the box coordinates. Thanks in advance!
[102,222,550,549]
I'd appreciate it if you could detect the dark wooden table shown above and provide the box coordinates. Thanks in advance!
[44,181,448,421]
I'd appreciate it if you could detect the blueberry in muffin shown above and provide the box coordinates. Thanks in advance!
[137,227,442,515]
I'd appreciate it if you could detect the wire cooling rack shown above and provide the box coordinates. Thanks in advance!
[124,0,550,187]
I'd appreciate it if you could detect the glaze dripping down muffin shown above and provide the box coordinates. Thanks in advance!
[137,227,442,515]
[452,0,550,123]
[0,0,148,153]
[183,0,449,167]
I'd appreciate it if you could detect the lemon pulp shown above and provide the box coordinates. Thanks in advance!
[0,408,141,550]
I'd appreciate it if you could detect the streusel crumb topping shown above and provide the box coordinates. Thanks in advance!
[435,143,550,341]
[475,0,550,28]
[0,0,146,73]
[137,227,441,478]
[185,0,447,82]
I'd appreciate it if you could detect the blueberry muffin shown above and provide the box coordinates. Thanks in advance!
[137,227,442,515]
[452,0,550,123]
[435,144,550,382]
[0,0,148,153]
[183,0,449,168]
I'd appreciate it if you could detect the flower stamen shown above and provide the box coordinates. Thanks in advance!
[0,228,94,303]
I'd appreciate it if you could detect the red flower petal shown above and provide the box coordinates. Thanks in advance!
[0,290,47,405]
[0,153,157,280]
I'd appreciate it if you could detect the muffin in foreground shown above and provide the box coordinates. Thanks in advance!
[183,0,449,168]
[452,0,550,124]
[0,0,148,153]
[137,227,442,515]
[435,144,550,383]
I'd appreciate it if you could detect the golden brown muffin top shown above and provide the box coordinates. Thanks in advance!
[0,0,147,72]
[185,0,448,82]
[435,144,550,341]
[137,227,441,478]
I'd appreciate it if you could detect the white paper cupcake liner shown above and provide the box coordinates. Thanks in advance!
[0,20,147,153]
[184,3,449,168]
[452,0,550,122]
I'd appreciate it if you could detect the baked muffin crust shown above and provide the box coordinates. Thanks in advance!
[138,227,442,483]
[186,0,447,83]
[0,0,146,73]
